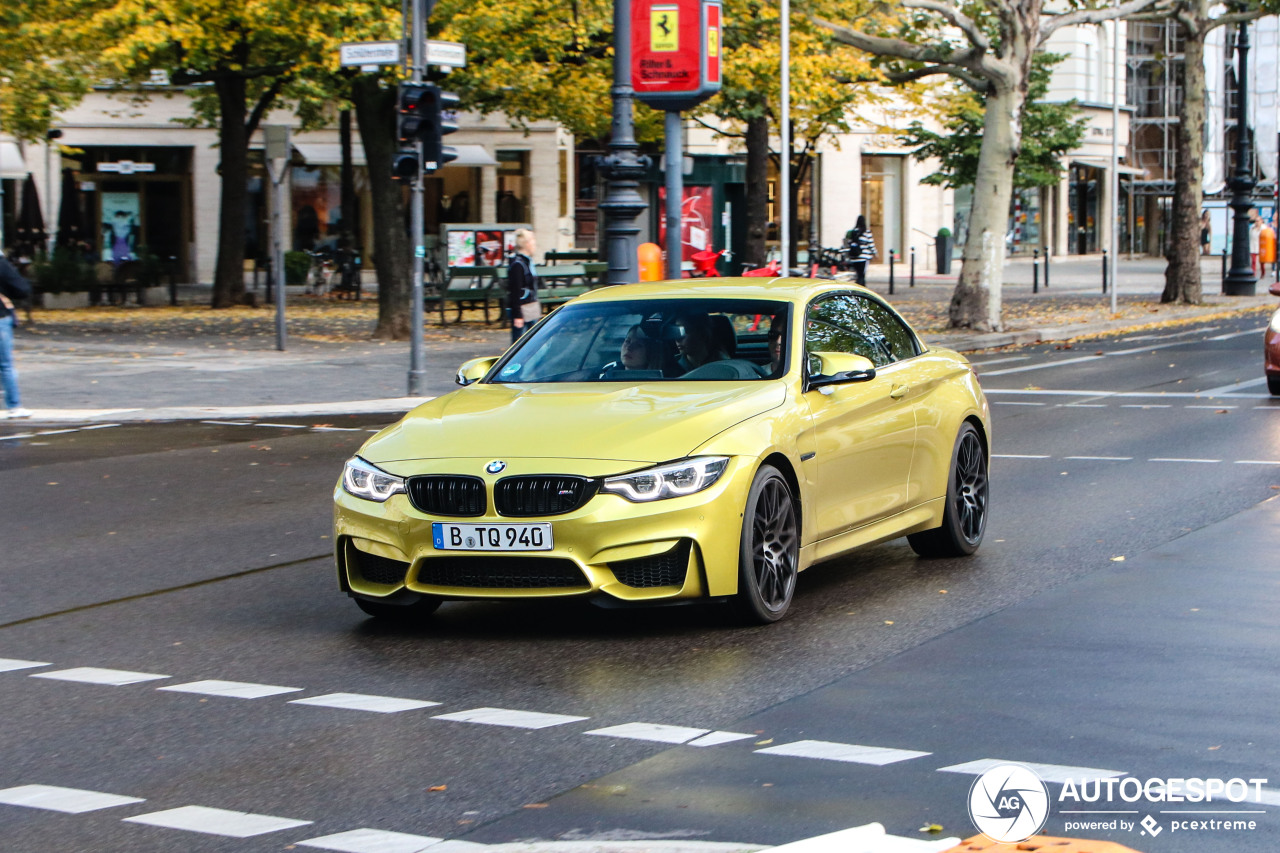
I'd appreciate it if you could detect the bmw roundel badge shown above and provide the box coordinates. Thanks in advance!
[485,460,507,474]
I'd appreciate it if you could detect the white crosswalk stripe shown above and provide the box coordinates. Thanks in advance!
[31,667,169,686]
[0,658,50,672]
[938,758,1125,784]
[431,707,589,729]
[0,784,144,813]
[756,740,930,766]
[123,805,312,837]
[586,722,712,744]
[157,679,303,699]
[289,693,442,713]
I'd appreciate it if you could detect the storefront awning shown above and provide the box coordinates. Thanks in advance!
[0,142,29,180]
[1071,158,1147,177]
[292,142,499,168]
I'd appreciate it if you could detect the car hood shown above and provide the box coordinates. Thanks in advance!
[362,382,787,466]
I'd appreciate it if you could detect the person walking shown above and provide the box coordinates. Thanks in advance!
[1249,208,1263,275]
[0,255,32,419]
[846,215,876,285]
[507,228,542,343]
[1200,210,1212,256]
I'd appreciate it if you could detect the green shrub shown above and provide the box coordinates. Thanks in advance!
[284,251,311,286]
[31,246,94,293]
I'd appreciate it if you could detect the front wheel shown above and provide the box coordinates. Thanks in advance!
[734,465,800,624]
[908,422,989,558]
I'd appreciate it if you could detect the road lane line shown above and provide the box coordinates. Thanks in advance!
[157,680,303,699]
[993,454,1051,459]
[969,356,1031,367]
[298,828,448,852]
[586,723,712,744]
[288,693,442,713]
[1199,377,1269,395]
[985,388,1267,399]
[994,402,1046,406]
[756,739,930,766]
[1207,327,1267,341]
[1121,404,1171,408]
[1186,405,1237,409]
[976,355,1106,376]
[123,805,311,837]
[0,785,144,813]
[1235,460,1280,465]
[31,667,169,686]
[938,758,1125,784]
[1065,456,1132,461]
[688,731,755,747]
[1149,458,1221,464]
[0,658,50,672]
[431,707,589,729]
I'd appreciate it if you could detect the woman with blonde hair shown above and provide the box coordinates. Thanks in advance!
[507,228,541,342]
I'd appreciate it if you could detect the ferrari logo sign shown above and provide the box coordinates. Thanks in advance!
[651,6,679,51]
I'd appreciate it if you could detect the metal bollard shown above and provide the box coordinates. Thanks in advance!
[1102,248,1109,294]
[1033,249,1040,294]
[1221,247,1228,287]
[889,250,895,295]
[1044,248,1050,288]
[910,246,916,287]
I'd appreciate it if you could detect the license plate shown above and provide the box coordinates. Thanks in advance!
[432,522,553,552]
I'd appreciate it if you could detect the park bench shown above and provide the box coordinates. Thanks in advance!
[424,266,502,324]
[543,249,600,264]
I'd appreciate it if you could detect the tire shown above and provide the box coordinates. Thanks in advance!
[354,595,441,622]
[908,422,989,558]
[1269,374,1280,396]
[734,464,800,624]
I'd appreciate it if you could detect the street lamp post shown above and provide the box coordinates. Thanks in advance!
[1224,15,1257,295]
[598,0,649,285]
[45,128,62,256]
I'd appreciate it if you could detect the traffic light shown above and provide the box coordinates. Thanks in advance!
[397,82,431,145]
[422,86,459,171]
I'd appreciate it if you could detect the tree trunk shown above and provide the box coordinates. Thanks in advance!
[950,78,1026,331]
[212,75,249,308]
[353,75,413,340]
[744,115,769,268]
[1163,4,1207,304]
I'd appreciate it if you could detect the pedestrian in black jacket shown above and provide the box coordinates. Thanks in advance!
[846,215,876,286]
[507,228,541,343]
[0,256,32,418]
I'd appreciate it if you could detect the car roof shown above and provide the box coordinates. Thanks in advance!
[570,276,879,305]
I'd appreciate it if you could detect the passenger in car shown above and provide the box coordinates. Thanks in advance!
[674,314,732,372]
[620,324,662,371]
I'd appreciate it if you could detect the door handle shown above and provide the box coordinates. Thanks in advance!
[890,384,909,399]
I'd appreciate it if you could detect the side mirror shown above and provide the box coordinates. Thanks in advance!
[806,351,876,390]
[456,356,500,386]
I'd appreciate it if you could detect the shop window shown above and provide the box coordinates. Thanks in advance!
[496,150,530,223]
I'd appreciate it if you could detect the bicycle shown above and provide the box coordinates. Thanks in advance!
[306,249,336,297]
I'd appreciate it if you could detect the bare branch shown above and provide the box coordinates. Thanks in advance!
[814,15,974,66]
[1207,8,1267,31]
[1041,0,1162,40]
[901,0,990,50]
[691,114,744,138]
[887,63,990,92]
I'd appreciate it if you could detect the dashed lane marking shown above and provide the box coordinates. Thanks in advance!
[993,401,1045,406]
[297,828,449,852]
[288,693,442,714]
[968,356,1031,367]
[1064,456,1132,461]
[1236,459,1280,465]
[978,355,1105,376]
[586,723,713,744]
[31,667,169,686]
[431,707,590,729]
[756,739,930,766]
[122,805,312,838]
[1121,404,1172,409]
[1149,457,1221,464]
[0,658,49,672]
[0,785,144,813]
[993,454,1051,459]
[157,679,303,699]
[938,758,1125,784]
[983,388,1272,400]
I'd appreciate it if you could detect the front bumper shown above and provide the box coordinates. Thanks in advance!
[333,456,756,604]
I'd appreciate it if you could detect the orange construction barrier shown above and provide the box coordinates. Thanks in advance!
[637,242,663,281]
[1260,225,1276,265]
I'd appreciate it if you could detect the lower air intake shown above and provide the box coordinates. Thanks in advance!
[609,541,691,588]
[416,556,588,589]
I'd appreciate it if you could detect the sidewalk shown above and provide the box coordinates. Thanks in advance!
[5,256,1276,424]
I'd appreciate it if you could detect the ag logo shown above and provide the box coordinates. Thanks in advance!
[485,460,507,474]
[968,764,1049,843]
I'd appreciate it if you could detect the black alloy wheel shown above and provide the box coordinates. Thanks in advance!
[908,422,988,558]
[735,464,800,624]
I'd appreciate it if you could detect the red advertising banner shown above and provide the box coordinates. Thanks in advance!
[657,185,715,264]
[631,0,721,110]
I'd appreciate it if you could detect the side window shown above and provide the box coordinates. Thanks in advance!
[805,294,895,367]
[863,299,921,360]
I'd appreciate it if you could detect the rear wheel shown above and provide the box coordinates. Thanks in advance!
[1269,374,1280,396]
[908,422,988,558]
[354,595,441,622]
[734,465,799,624]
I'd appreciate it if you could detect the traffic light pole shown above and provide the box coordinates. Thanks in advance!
[407,0,434,396]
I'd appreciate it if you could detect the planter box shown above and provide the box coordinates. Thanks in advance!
[38,291,91,310]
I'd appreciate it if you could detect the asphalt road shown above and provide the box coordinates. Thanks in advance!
[0,314,1277,853]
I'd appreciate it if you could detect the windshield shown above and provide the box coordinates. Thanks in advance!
[489,298,790,383]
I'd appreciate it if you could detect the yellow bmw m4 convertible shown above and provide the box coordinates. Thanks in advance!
[334,278,990,624]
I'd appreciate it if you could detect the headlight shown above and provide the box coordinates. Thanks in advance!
[601,457,729,502]
[341,456,406,502]
[1271,307,1280,333]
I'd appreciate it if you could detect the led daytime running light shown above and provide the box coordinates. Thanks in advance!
[342,456,406,502]
[602,457,729,502]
